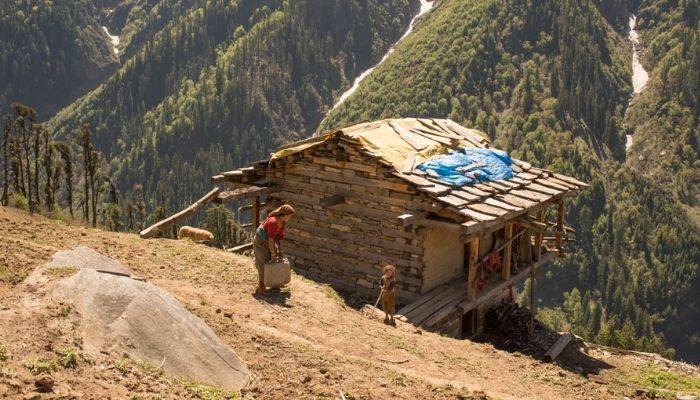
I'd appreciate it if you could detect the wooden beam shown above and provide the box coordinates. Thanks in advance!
[211,174,227,184]
[215,186,268,203]
[397,212,428,226]
[320,194,345,207]
[516,216,547,232]
[534,210,545,261]
[468,236,480,302]
[226,242,253,253]
[555,199,564,250]
[544,333,573,362]
[501,222,513,281]
[140,187,220,239]
[252,196,260,234]
[458,251,556,313]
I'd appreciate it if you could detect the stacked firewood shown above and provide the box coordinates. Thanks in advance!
[484,301,533,343]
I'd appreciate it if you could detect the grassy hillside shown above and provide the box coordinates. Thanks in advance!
[49,0,418,220]
[322,0,700,362]
[0,0,118,116]
[2,206,699,399]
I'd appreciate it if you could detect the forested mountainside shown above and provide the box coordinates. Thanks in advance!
[49,0,417,215]
[0,0,118,116]
[626,0,700,208]
[322,0,700,362]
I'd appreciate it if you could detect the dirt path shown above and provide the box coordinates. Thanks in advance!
[1,206,697,399]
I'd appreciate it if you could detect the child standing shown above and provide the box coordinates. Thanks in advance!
[379,264,396,324]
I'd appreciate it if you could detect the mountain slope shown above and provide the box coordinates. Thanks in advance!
[49,0,418,216]
[2,206,699,399]
[0,0,118,116]
[322,0,700,362]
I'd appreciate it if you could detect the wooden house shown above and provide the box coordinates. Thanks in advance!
[211,118,588,337]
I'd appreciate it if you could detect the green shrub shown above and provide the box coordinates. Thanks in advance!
[0,344,7,361]
[27,358,56,374]
[9,193,28,211]
[58,348,78,368]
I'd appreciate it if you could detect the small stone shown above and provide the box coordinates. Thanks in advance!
[215,308,222,314]
[35,375,54,392]
[23,394,41,400]
[302,376,312,384]
[676,395,698,400]
[81,232,87,236]
[635,388,647,396]
[319,367,328,374]
[558,371,566,377]
[223,312,233,318]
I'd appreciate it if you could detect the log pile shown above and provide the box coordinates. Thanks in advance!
[484,301,534,344]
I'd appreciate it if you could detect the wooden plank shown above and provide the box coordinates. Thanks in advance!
[526,182,563,196]
[410,129,453,145]
[465,203,510,217]
[417,183,451,196]
[441,119,489,147]
[389,121,435,150]
[480,181,512,192]
[422,292,468,327]
[402,152,418,173]
[405,287,460,322]
[396,286,453,320]
[450,189,482,202]
[411,288,466,326]
[512,159,532,170]
[461,186,492,197]
[468,237,480,301]
[552,173,589,188]
[459,208,497,222]
[140,187,220,238]
[501,222,513,281]
[484,197,523,212]
[437,194,469,207]
[546,176,578,190]
[227,243,253,253]
[495,193,538,209]
[534,177,571,192]
[509,189,552,202]
[312,156,377,174]
[473,183,496,193]
[516,172,539,180]
[544,333,573,362]
[392,172,434,187]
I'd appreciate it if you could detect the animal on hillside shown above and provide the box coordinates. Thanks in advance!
[178,226,214,242]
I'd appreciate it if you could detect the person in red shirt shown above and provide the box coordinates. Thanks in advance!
[253,204,295,294]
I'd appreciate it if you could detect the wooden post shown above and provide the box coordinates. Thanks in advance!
[501,222,513,281]
[555,199,564,251]
[529,264,536,333]
[252,196,260,233]
[468,235,480,301]
[534,209,545,261]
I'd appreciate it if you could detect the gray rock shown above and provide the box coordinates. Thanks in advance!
[44,247,251,391]
[34,375,54,392]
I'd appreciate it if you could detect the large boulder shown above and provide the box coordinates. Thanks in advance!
[40,247,251,391]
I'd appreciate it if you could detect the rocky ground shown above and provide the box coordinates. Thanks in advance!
[0,206,698,399]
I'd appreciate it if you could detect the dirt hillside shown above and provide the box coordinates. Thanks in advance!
[0,206,698,400]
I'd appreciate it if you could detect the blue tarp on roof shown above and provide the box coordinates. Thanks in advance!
[417,148,514,186]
